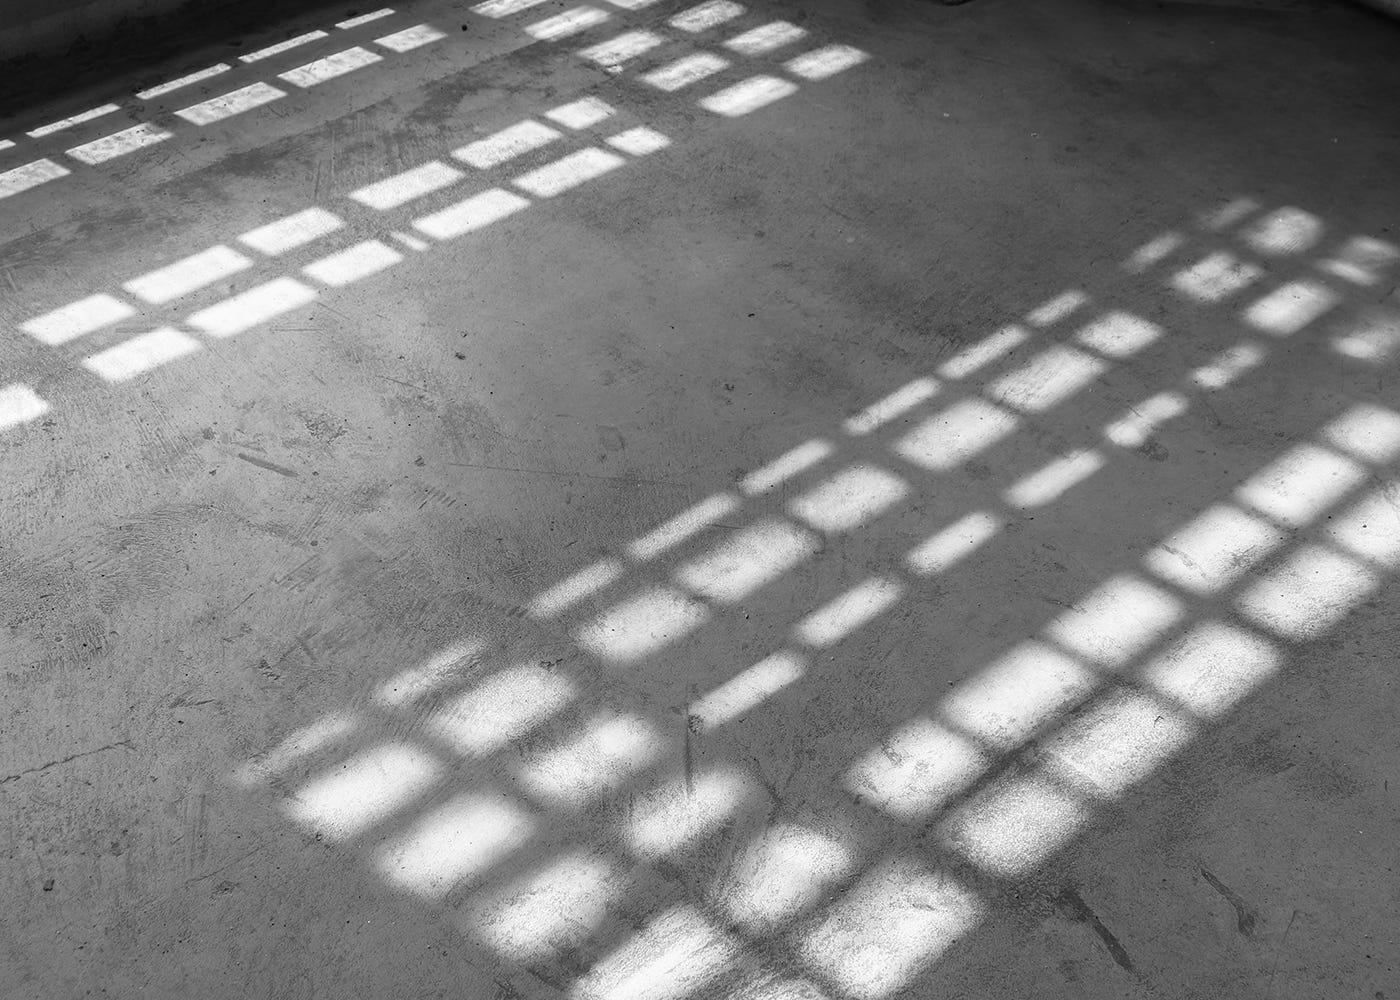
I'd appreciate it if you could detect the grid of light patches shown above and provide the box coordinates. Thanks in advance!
[0,8,444,200]
[469,0,869,117]
[226,199,1400,1000]
[2,2,875,434]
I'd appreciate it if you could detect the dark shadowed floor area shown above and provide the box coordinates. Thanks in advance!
[2,0,1398,997]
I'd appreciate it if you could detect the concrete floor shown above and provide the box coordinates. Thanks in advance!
[2,0,1398,996]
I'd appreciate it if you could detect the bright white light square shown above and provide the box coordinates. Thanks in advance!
[374,791,533,898]
[575,585,710,661]
[845,718,988,820]
[675,520,817,602]
[1043,575,1181,666]
[799,857,985,1000]
[938,640,1097,747]
[892,399,1019,471]
[788,464,908,532]
[425,663,575,756]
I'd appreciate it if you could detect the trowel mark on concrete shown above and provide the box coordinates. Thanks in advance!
[1200,867,1257,935]
[1056,885,1135,973]
[237,452,301,477]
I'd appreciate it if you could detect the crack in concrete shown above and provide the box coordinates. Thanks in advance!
[1,740,134,786]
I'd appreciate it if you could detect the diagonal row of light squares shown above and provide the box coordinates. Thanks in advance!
[3,8,875,434]
[0,14,443,197]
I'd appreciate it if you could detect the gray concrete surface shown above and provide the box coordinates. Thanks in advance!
[2,0,1399,997]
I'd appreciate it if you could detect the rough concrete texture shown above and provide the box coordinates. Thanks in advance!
[1,0,1398,997]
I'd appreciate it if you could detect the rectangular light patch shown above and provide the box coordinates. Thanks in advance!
[279,46,382,87]
[690,650,805,727]
[905,511,1003,575]
[513,147,625,197]
[1026,289,1089,327]
[286,742,442,841]
[525,7,609,40]
[239,207,343,254]
[231,711,360,788]
[526,557,624,617]
[642,53,730,91]
[1235,443,1367,528]
[740,438,833,494]
[1318,236,1400,286]
[1043,691,1197,797]
[675,519,817,602]
[572,905,738,1000]
[793,577,902,647]
[351,161,463,209]
[699,74,797,116]
[1323,487,1400,568]
[844,377,939,435]
[176,82,286,125]
[1103,391,1187,448]
[302,239,403,286]
[1244,280,1338,336]
[938,770,1090,877]
[544,96,616,129]
[375,23,448,51]
[413,188,530,240]
[517,712,664,806]
[1044,574,1182,666]
[1123,232,1184,274]
[575,586,710,662]
[788,463,908,532]
[187,277,317,337]
[723,21,806,54]
[82,328,200,382]
[578,29,664,66]
[1143,503,1285,594]
[720,823,858,935]
[136,63,232,100]
[124,245,252,304]
[784,44,869,80]
[1002,449,1105,508]
[453,120,560,168]
[373,638,484,707]
[0,384,50,431]
[628,493,739,560]
[0,159,70,199]
[606,126,671,156]
[374,792,534,898]
[800,859,984,1000]
[1171,251,1263,302]
[464,852,625,961]
[337,8,395,28]
[66,123,172,164]
[892,398,1019,471]
[1237,544,1380,640]
[1321,403,1400,465]
[844,719,987,820]
[670,1,745,31]
[472,0,552,15]
[626,768,758,859]
[241,30,328,62]
[1190,341,1264,390]
[27,103,121,137]
[936,325,1029,379]
[22,293,135,345]
[1074,310,1162,358]
[426,663,575,756]
[939,640,1096,748]
[1138,621,1279,718]
[984,345,1107,413]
